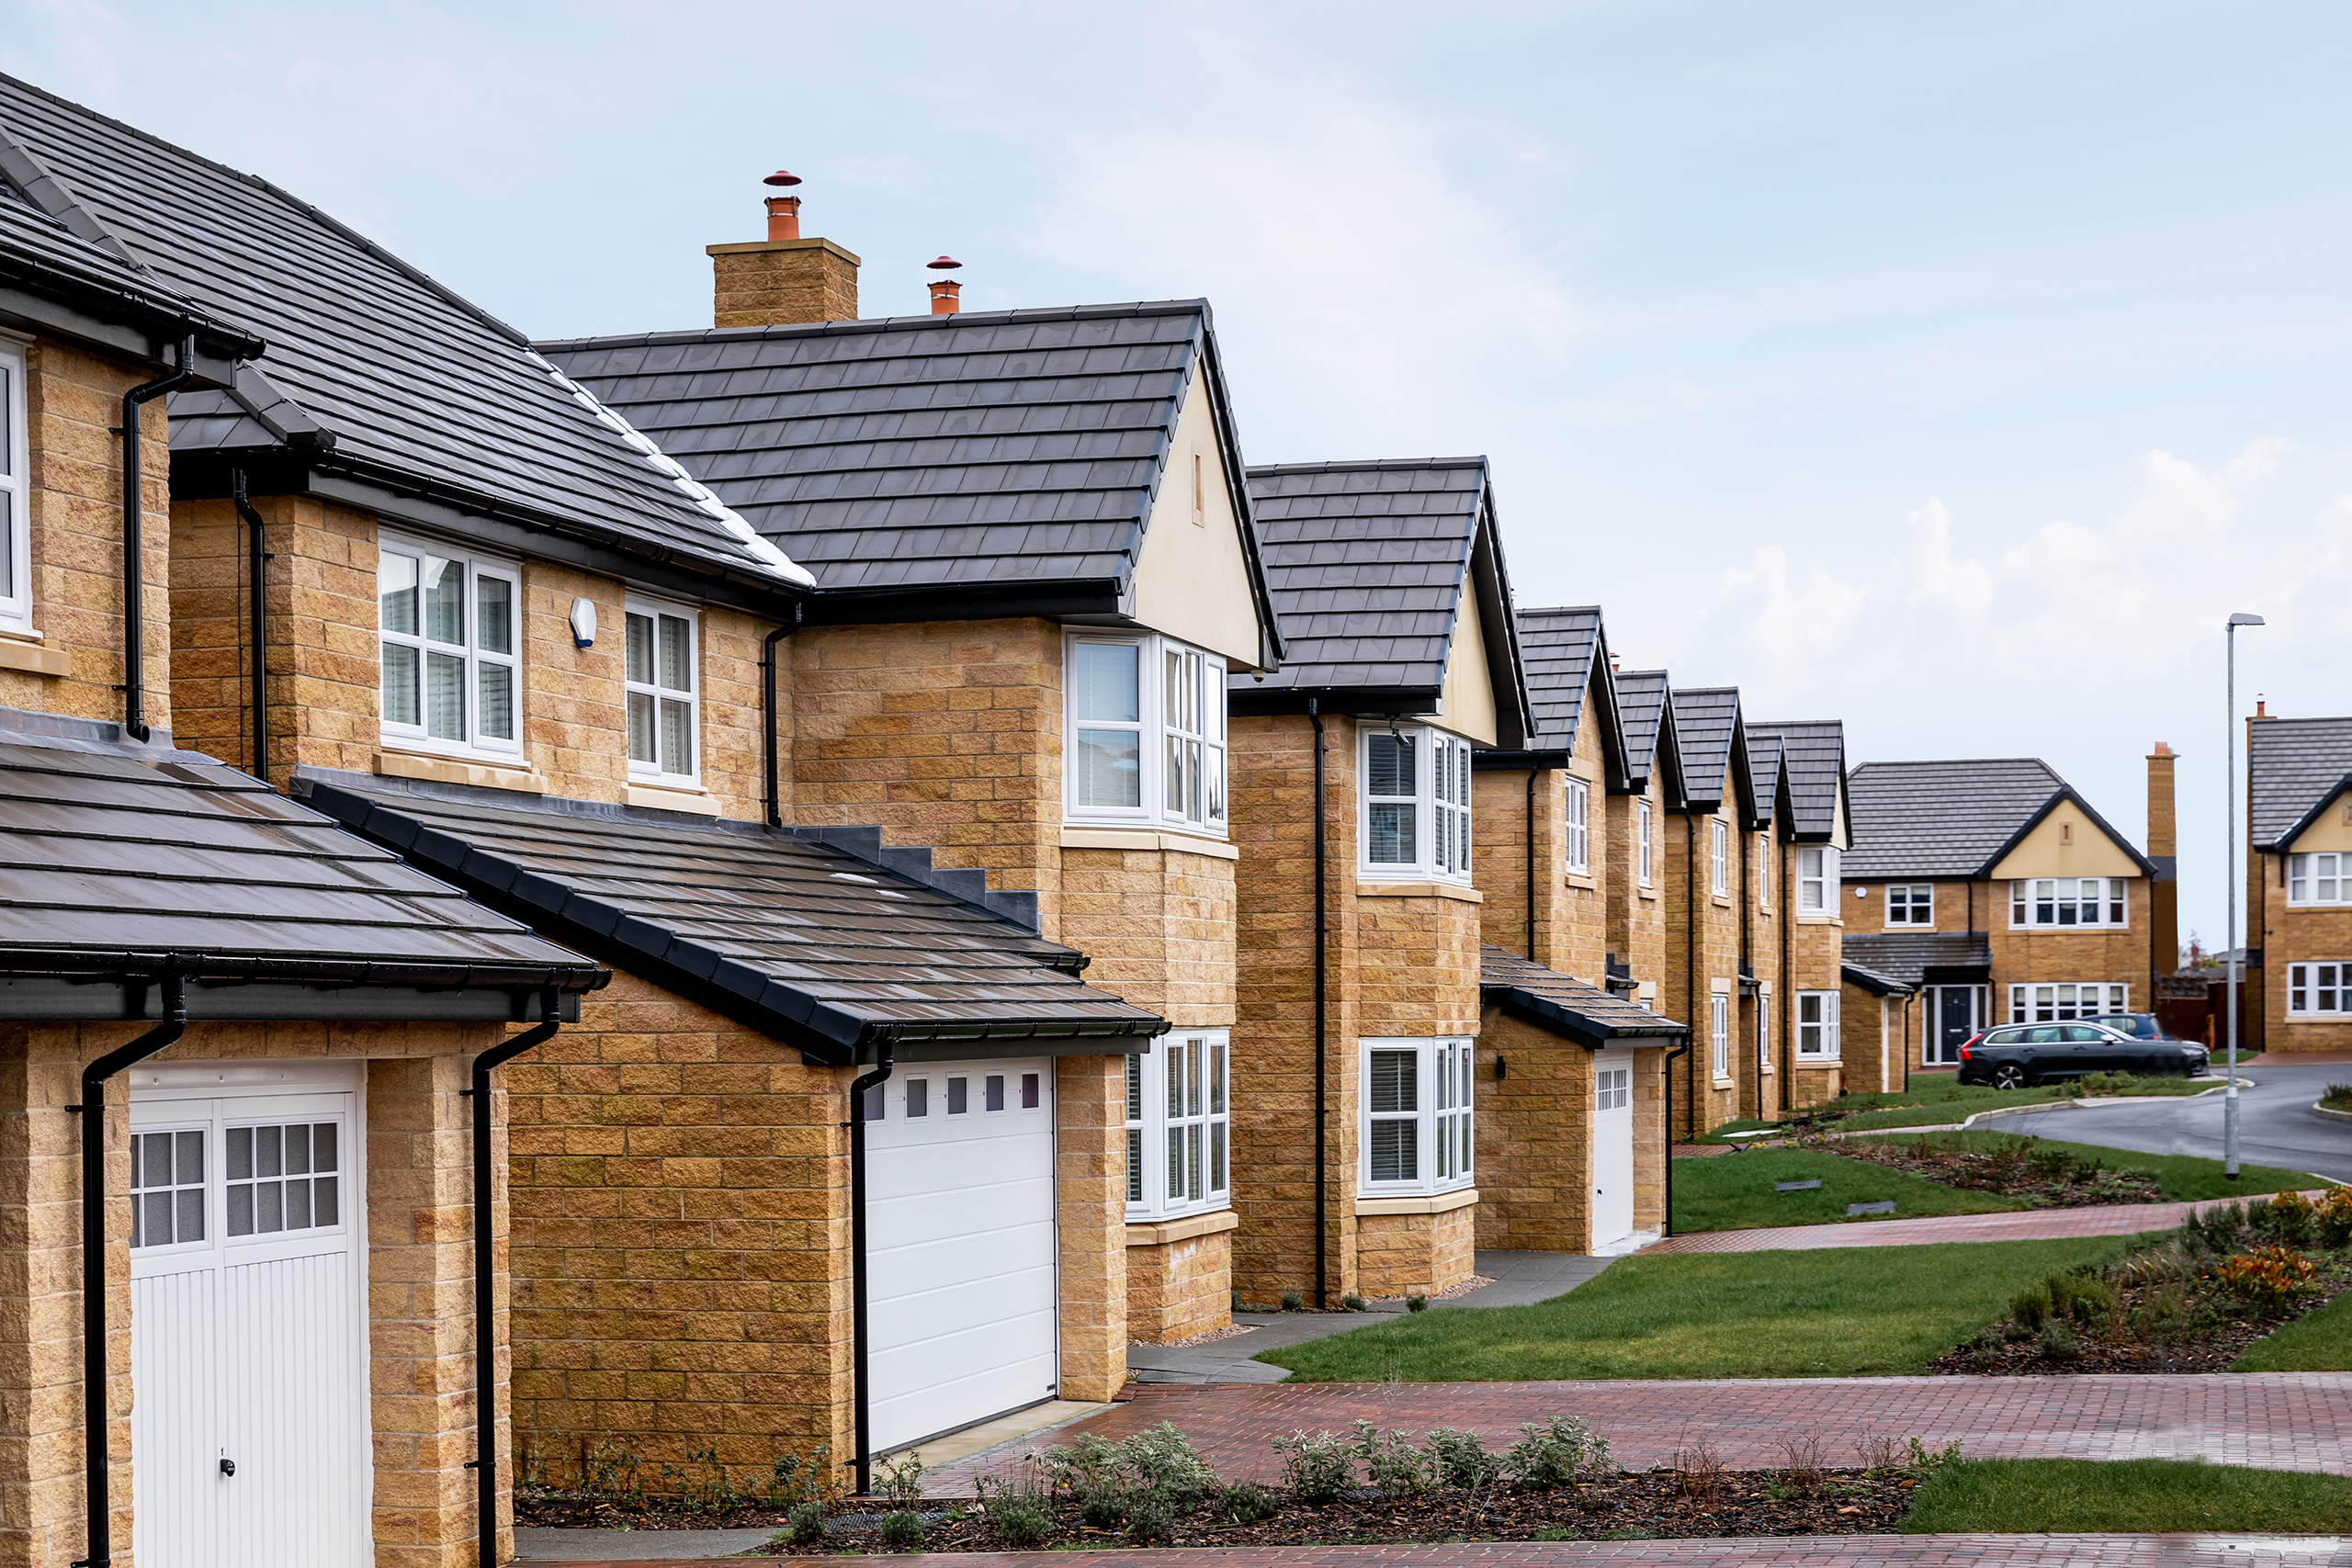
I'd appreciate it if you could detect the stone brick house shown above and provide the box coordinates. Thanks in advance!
[1605,670,1681,1020]
[1662,687,1760,1136]
[1839,753,2159,1075]
[2246,714,2352,1055]
[1227,457,1528,1306]
[1747,721,1852,1108]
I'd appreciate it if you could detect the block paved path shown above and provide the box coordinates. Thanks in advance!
[1646,1193,2324,1254]
[921,1374,2352,1495]
[520,1532,2352,1567]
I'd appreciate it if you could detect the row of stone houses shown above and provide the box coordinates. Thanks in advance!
[0,73,1874,1568]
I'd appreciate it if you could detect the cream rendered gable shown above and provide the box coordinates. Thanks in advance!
[2288,790,2352,854]
[1419,580,1498,748]
[1831,777,1850,852]
[1128,376,1262,669]
[1987,804,2140,880]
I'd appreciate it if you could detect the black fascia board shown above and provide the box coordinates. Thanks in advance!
[1473,746,1570,771]
[1484,985,1690,1048]
[1653,694,1692,812]
[0,944,604,994]
[1841,963,1914,998]
[1726,717,1758,826]
[0,974,580,1022]
[1920,961,1994,986]
[1973,786,2159,879]
[0,276,250,386]
[1228,683,1445,719]
[805,576,1135,629]
[1587,634,1634,794]
[2259,773,2352,853]
[1468,487,1532,750]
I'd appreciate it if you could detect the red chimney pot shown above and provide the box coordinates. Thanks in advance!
[763,170,803,187]
[926,255,963,271]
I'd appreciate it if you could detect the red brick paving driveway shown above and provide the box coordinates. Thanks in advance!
[1647,1195,2326,1254]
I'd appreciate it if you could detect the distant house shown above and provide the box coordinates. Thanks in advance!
[2247,714,2352,1055]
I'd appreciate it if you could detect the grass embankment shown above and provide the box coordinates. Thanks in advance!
[1704,1074,2219,1142]
[1901,1457,2352,1532]
[1670,1146,2017,1233]
[1258,1236,2142,1382]
[1860,1131,2320,1202]
[2233,1286,2352,1371]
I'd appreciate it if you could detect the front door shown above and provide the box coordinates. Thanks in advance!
[130,1065,371,1568]
[1932,987,1978,1066]
[1589,1051,1635,1250]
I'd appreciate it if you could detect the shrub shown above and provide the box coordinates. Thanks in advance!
[2217,1245,2322,1311]
[1118,1421,1219,1505]
[1407,1294,1430,1313]
[786,1501,828,1546]
[2078,1071,2139,1096]
[1040,1432,1120,1499]
[1078,1488,1127,1529]
[2049,1270,2113,1326]
[1123,1495,1174,1546]
[1272,1427,1355,1501]
[1504,1415,1612,1488]
[2188,1201,2248,1255]
[978,1478,1054,1551]
[1351,1419,1429,1496]
[2262,1188,2317,1246]
[2007,1280,2052,1333]
[1224,1481,1279,1523]
[2037,1320,2080,1359]
[1280,1290,1304,1313]
[2324,1083,2352,1110]
[875,1453,926,1506]
[2318,1186,2352,1247]
[1340,1293,1368,1313]
[1426,1427,1501,1489]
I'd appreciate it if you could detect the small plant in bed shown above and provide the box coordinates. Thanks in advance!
[1837,1129,2326,1206]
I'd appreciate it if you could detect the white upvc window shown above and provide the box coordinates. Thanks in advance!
[1637,799,1654,887]
[1796,990,1840,1058]
[0,337,28,632]
[1564,776,1590,875]
[1125,1033,1229,1219]
[2289,963,2349,1016]
[379,535,522,760]
[2290,853,2352,907]
[625,597,698,784]
[1758,987,1773,1070]
[1710,992,1730,1077]
[1758,835,1772,913]
[2009,877,2127,929]
[1065,633,1227,835]
[1362,725,1473,882]
[1360,1038,1474,1196]
[2008,982,2130,1022]
[1887,885,1933,925]
[1797,846,1840,912]
[1710,819,1728,896]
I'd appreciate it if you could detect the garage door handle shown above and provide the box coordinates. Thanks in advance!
[220,1459,235,1478]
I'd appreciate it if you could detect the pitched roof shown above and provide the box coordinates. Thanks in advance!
[1478,944,1687,1044]
[538,301,1273,646]
[1841,931,1992,987]
[1613,670,1678,794]
[1747,731,1784,829]
[296,771,1165,1064]
[2249,716,2352,850]
[0,72,802,590]
[0,716,599,994]
[1842,960,1916,997]
[1842,756,2155,880]
[1520,606,1605,750]
[1669,687,1743,811]
[1748,720,1845,841]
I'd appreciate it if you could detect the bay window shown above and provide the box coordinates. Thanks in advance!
[1796,990,1839,1059]
[1362,725,1472,882]
[2289,964,2348,1016]
[1797,846,1840,912]
[1125,1033,1229,1219]
[625,597,698,784]
[379,535,520,760]
[1564,776,1590,874]
[0,338,28,633]
[1066,633,1227,835]
[2009,877,2127,928]
[2290,854,2351,906]
[2008,982,2130,1022]
[1360,1038,1474,1196]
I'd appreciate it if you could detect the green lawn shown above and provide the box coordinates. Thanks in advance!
[1257,1236,2142,1382]
[1671,1146,2018,1232]
[1859,1130,2322,1202]
[1703,1075,2219,1142]
[2232,1288,2352,1371]
[1900,1457,2352,1532]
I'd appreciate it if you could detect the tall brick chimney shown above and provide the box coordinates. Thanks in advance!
[2148,741,2178,976]
[708,170,860,328]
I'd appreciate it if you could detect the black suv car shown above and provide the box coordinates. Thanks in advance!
[1957,1021,2211,1089]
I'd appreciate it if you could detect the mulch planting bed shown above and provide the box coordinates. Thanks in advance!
[1827,1134,2166,1207]
[518,1469,1919,1545]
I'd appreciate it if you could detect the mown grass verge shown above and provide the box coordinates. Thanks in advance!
[1670,1145,2018,1232]
[1899,1456,2352,1531]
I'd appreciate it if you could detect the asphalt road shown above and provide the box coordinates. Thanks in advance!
[2006,1058,2352,1183]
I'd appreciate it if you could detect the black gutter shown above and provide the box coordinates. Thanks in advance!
[71,973,187,1568]
[762,604,805,829]
[1661,1035,1689,1239]
[117,336,193,742]
[1308,700,1329,1311]
[1231,685,1442,720]
[231,470,268,782]
[467,988,564,1568]
[1523,771,1536,959]
[1683,809,1698,1140]
[0,946,603,992]
[847,1044,896,1496]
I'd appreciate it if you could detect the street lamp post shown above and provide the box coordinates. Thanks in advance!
[2224,611,2266,1179]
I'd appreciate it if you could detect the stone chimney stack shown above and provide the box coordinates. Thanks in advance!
[2148,740,2179,976]
[708,170,860,328]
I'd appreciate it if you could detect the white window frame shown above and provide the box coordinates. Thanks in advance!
[1359,1037,1475,1197]
[1758,834,1772,913]
[0,336,28,632]
[1709,819,1728,897]
[2289,853,2352,907]
[2289,963,2350,1016]
[1710,991,1730,1078]
[1564,776,1590,875]
[378,533,524,761]
[2008,877,2128,929]
[624,595,700,785]
[1886,885,1933,925]
[1124,1033,1230,1220]
[1797,846,1840,912]
[1637,799,1654,887]
[2007,982,2131,1023]
[1758,985,1773,1072]
[1360,724,1473,883]
[1796,990,1840,1059]
[1064,632,1227,836]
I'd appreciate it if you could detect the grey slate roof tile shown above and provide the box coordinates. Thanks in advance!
[1841,931,1993,987]
[1842,757,2065,879]
[1519,606,1603,751]
[1480,943,1688,1041]
[1670,687,1741,808]
[1747,732,1784,827]
[2248,716,2352,849]
[1615,671,1674,787]
[1749,720,1846,841]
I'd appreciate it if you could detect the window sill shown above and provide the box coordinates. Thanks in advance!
[627,780,723,817]
[1795,914,1844,926]
[1565,871,1597,889]
[1793,1056,1841,1067]
[0,637,68,677]
[1061,827,1239,861]
[1711,1077,1736,1090]
[1356,1187,1478,1216]
[1712,894,1733,908]
[1125,1208,1239,1247]
[376,749,545,795]
[1356,880,1484,903]
[1638,886,1659,900]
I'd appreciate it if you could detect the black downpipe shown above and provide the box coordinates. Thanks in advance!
[1661,1038,1689,1239]
[761,603,806,829]
[1683,811,1699,1142]
[117,338,194,744]
[847,1044,896,1495]
[1308,701,1328,1311]
[469,988,565,1568]
[230,471,268,783]
[73,974,188,1568]
[1523,770,1536,960]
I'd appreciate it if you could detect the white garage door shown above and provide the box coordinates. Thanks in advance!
[864,1058,1058,1452]
[129,1064,370,1568]
[1589,1050,1635,1251]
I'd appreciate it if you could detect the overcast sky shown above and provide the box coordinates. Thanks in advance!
[11,0,2349,954]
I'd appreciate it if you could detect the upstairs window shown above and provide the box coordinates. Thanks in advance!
[1361,1038,1474,1196]
[2009,877,2126,928]
[1797,847,1841,912]
[1125,1034,1230,1219]
[1564,777,1590,875]
[379,536,520,760]
[1066,634,1227,835]
[1887,885,1933,925]
[625,598,698,784]
[1637,799,1654,887]
[2289,963,2348,1016]
[1363,726,1472,882]
[1710,819,1728,896]
[2290,853,2351,907]
[0,339,26,632]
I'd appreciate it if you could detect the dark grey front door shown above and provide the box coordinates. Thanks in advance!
[1937,987,1975,1065]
